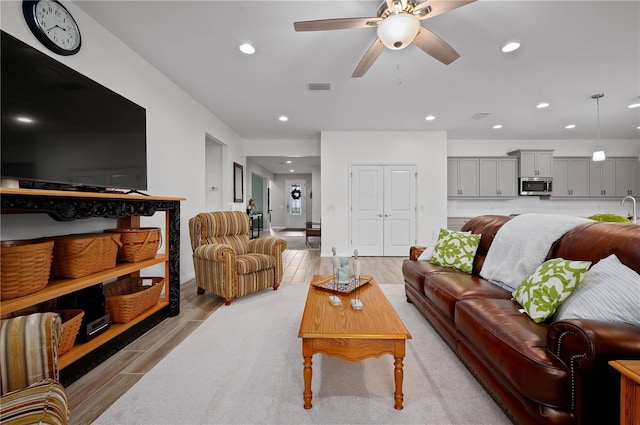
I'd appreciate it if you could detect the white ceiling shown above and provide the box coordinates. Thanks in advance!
[76,0,640,174]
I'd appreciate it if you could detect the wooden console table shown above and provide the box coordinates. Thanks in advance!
[0,188,184,382]
[610,360,640,425]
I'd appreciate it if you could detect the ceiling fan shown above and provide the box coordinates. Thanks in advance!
[294,0,476,78]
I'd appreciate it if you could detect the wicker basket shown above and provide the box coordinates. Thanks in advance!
[1,240,54,300]
[51,233,122,278]
[104,228,161,263]
[104,277,164,324]
[52,309,84,355]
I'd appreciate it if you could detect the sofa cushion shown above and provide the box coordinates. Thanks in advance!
[554,254,640,325]
[423,271,512,320]
[430,229,481,274]
[512,258,591,323]
[402,260,456,296]
[455,298,571,408]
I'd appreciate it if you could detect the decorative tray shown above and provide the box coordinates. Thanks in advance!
[311,274,373,294]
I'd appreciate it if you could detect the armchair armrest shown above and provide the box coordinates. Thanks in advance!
[409,246,426,261]
[548,319,640,369]
[193,243,236,263]
[0,313,62,395]
[248,237,287,256]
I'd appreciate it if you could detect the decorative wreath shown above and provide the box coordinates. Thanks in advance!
[290,188,302,200]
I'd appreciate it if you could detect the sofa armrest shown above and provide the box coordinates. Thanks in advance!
[409,246,426,261]
[0,313,62,396]
[548,319,640,369]
[193,243,235,263]
[248,237,287,256]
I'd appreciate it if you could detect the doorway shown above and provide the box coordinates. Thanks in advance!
[351,165,416,256]
[285,179,306,229]
[205,136,223,211]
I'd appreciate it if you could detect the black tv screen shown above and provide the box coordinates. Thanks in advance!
[1,31,147,191]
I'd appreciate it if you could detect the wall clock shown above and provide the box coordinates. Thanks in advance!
[23,0,81,56]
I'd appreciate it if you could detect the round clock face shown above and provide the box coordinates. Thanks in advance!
[23,0,81,55]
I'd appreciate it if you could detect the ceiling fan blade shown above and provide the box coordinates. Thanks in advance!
[294,17,381,32]
[352,39,385,78]
[413,0,476,20]
[413,27,460,65]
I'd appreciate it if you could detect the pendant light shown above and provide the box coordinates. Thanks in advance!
[591,93,605,162]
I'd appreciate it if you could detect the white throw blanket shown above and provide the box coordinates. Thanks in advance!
[480,213,591,291]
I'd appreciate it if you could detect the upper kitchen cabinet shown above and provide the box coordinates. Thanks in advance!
[615,157,640,196]
[479,158,518,197]
[589,158,616,197]
[508,150,554,177]
[553,158,589,197]
[448,158,479,197]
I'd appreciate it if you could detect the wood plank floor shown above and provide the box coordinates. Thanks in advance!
[66,230,407,424]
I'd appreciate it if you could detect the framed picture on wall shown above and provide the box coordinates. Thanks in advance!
[233,162,243,203]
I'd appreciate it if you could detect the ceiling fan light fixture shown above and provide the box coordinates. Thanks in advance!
[377,13,420,50]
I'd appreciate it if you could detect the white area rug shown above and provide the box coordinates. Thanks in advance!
[94,284,511,425]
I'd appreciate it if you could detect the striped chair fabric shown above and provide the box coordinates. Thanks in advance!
[0,313,69,424]
[189,211,286,305]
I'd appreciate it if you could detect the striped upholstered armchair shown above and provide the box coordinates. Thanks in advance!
[189,211,287,305]
[0,312,69,424]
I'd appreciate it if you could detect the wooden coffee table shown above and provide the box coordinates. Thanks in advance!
[297,275,412,410]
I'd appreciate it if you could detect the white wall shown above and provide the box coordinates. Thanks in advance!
[321,131,448,258]
[447,139,640,219]
[0,1,247,284]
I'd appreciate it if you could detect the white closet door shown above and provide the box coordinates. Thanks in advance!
[383,165,416,256]
[351,166,384,256]
[351,165,416,256]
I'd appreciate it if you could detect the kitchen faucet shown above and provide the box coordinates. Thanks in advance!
[621,195,637,223]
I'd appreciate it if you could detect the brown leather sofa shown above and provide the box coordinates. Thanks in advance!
[403,215,640,425]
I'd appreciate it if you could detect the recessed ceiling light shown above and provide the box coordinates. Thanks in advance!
[501,42,520,53]
[493,124,502,129]
[536,102,550,109]
[238,43,255,55]
[286,160,292,164]
[565,124,576,129]
[289,169,295,173]
[425,115,435,121]
[628,102,640,109]
[279,115,288,122]
[16,116,34,123]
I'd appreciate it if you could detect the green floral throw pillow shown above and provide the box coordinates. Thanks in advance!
[429,229,481,274]
[513,258,591,323]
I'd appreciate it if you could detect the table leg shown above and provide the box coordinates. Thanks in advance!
[394,356,404,410]
[393,339,406,410]
[303,339,313,409]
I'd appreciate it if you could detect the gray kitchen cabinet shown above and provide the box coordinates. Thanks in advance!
[553,158,589,197]
[615,157,640,196]
[479,158,518,197]
[448,158,479,197]
[516,150,553,177]
[589,159,616,197]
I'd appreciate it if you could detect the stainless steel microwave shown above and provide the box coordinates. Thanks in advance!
[519,177,553,195]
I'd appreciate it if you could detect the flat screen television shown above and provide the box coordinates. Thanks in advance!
[1,30,148,191]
